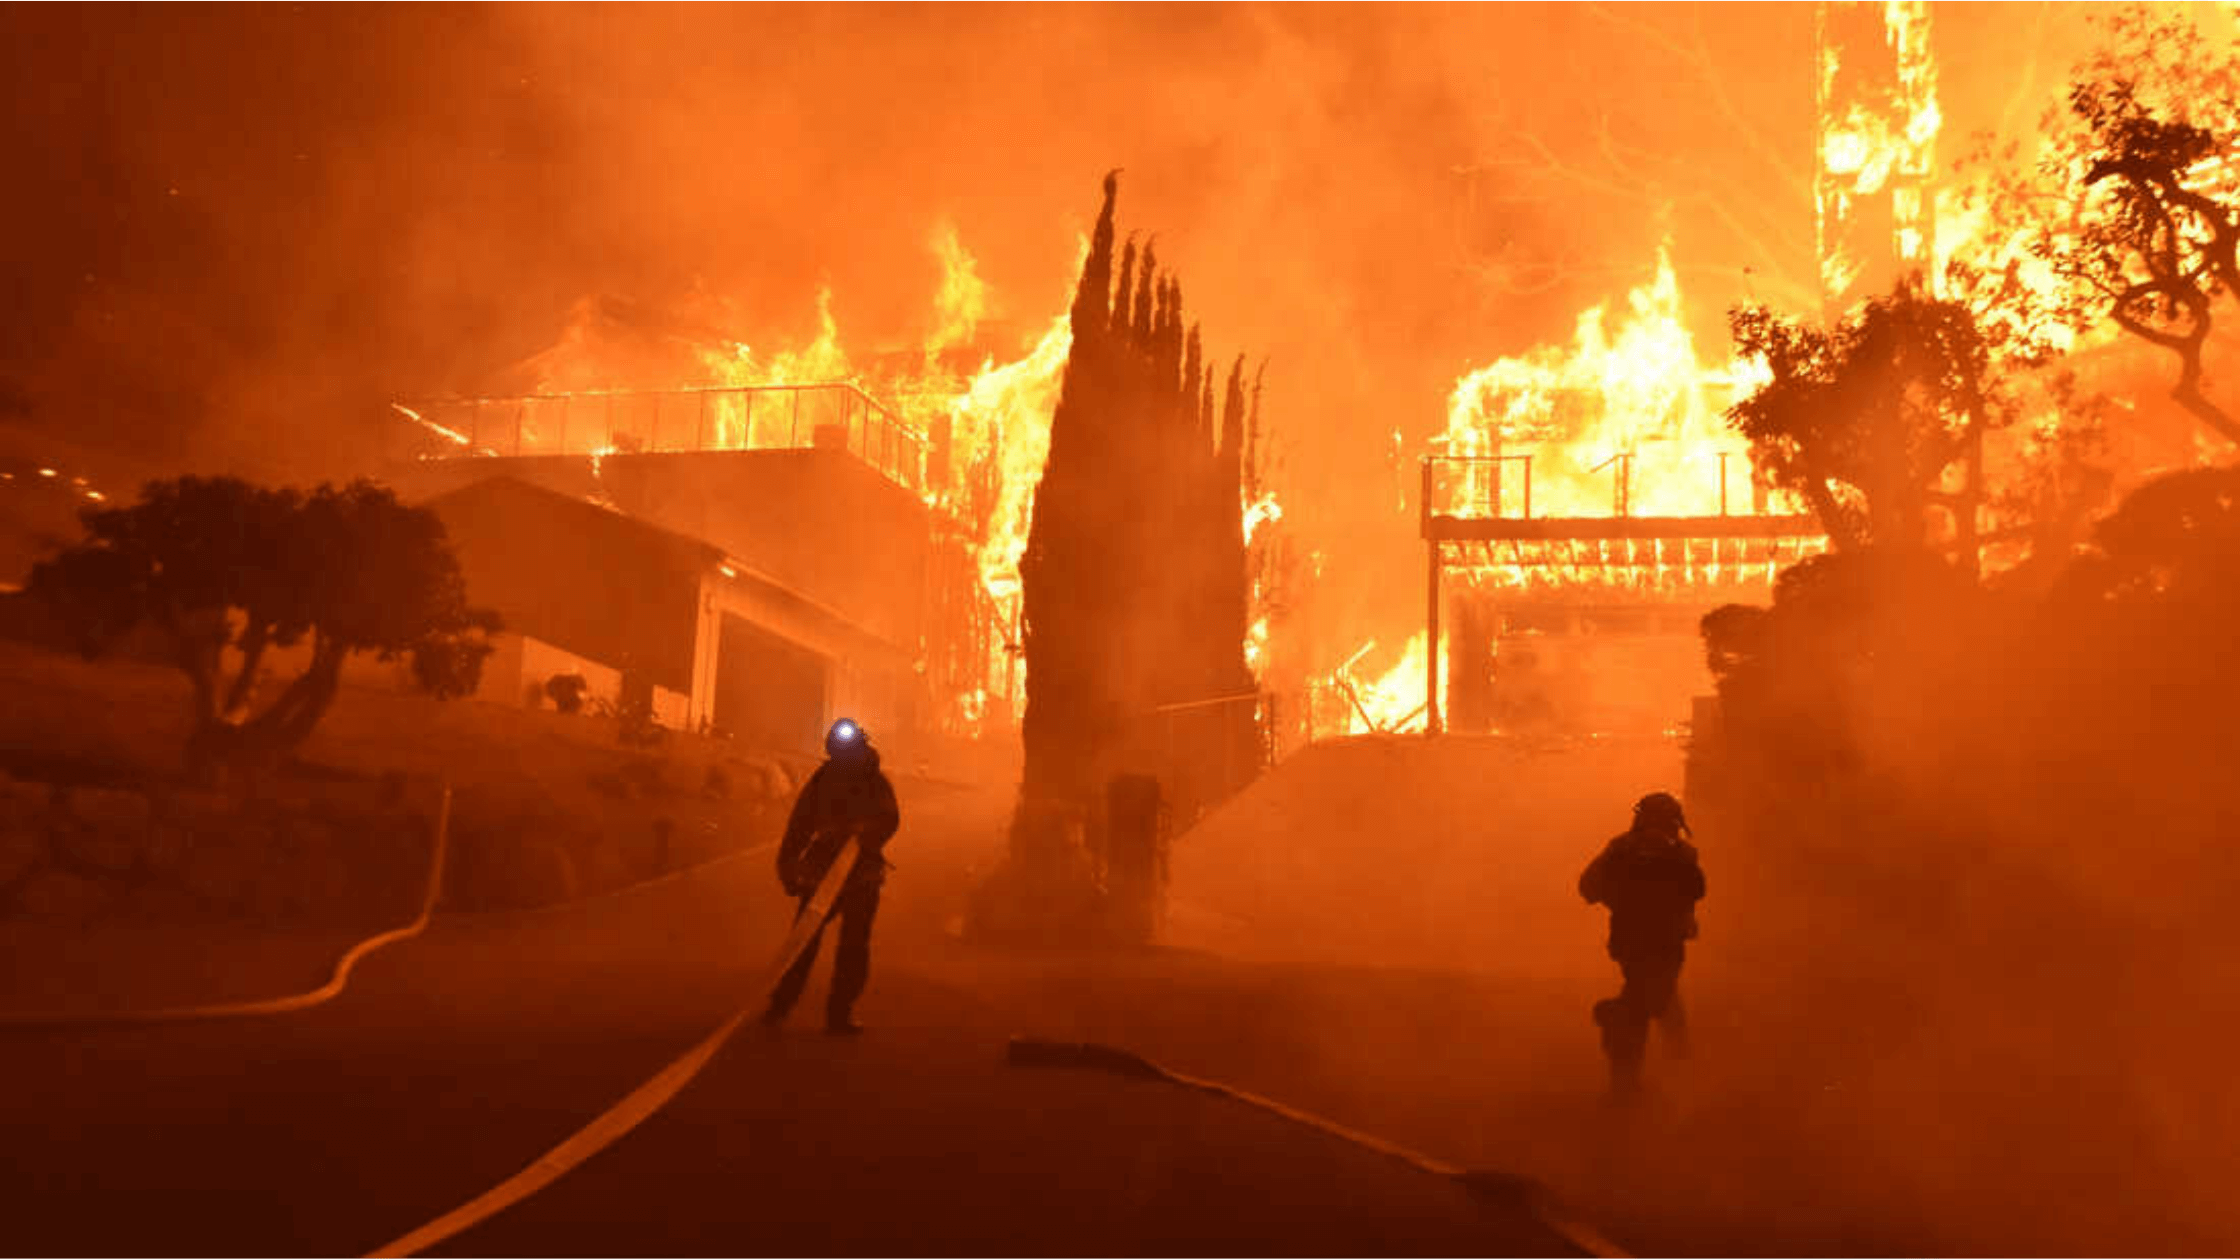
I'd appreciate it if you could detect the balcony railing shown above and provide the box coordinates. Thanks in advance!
[1423,450,1775,521]
[393,381,928,494]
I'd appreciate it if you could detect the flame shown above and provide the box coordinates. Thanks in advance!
[1440,243,1768,524]
[1243,490,1284,546]
[952,314,1073,605]
[710,287,852,387]
[925,220,988,362]
[1317,240,1826,744]
[1324,634,1448,736]
[1244,489,1285,677]
[1932,9,2240,363]
[1816,0,1941,303]
[696,288,856,449]
[417,225,1277,736]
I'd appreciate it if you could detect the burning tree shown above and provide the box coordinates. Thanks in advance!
[30,477,499,781]
[984,173,1263,941]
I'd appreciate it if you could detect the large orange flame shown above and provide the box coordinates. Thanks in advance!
[1439,243,1769,523]
[1817,0,1941,303]
[1311,245,1822,743]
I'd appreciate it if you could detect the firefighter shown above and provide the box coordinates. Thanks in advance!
[1578,791,1705,1097]
[762,717,900,1035]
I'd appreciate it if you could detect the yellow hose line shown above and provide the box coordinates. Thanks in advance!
[0,785,452,1030]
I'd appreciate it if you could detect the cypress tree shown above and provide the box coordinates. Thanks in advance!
[998,174,1270,941]
[1132,242,1158,350]
[1111,235,1138,342]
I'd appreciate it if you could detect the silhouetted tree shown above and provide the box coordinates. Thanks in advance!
[1018,173,1125,820]
[29,476,498,779]
[545,672,590,715]
[2061,80,2240,445]
[1728,280,2014,575]
[2049,465,2240,628]
[2036,465,2240,778]
[1949,5,2240,448]
[995,173,1264,940]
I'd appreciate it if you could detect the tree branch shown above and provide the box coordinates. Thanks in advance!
[2169,357,2240,446]
[221,621,270,721]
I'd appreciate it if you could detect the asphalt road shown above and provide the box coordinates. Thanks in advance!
[1,783,1587,1257]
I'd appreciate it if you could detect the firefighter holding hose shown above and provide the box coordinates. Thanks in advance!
[1579,791,1705,1097]
[762,717,899,1035]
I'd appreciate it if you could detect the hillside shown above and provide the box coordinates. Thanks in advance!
[0,637,903,918]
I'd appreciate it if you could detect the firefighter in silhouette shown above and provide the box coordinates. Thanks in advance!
[1579,791,1705,1096]
[762,718,899,1035]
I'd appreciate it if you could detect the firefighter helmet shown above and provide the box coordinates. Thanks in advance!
[1633,791,1687,831]
[826,718,866,757]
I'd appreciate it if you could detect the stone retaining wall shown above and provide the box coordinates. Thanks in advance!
[0,773,435,927]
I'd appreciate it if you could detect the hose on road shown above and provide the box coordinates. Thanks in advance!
[0,786,453,1031]
[365,837,866,1258]
[1006,1036,1630,1259]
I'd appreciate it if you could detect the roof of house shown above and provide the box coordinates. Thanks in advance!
[423,474,725,573]
[421,472,917,693]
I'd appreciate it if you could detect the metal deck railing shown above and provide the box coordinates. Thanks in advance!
[392,381,929,494]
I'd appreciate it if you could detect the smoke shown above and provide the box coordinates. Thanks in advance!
[0,3,2174,683]
[0,7,1811,576]
[5,8,2236,1247]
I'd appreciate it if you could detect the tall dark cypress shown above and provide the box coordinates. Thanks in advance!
[1007,174,1270,924]
[1132,242,1158,350]
[1068,172,1117,343]
[1217,358,1257,734]
[1111,235,1138,342]
[1020,172,1121,818]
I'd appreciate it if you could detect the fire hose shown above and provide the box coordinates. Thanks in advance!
[0,785,453,1031]
[367,836,867,1258]
[1006,1037,1630,1259]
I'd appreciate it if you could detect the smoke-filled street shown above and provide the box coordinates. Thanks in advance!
[8,4,2240,1256]
[3,769,1600,1256]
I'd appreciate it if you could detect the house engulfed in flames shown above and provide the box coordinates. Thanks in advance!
[1326,0,1952,742]
[1322,249,1828,743]
[382,246,1073,759]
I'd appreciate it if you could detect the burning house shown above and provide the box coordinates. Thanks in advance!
[369,239,1083,756]
[1410,250,1825,741]
[372,200,1297,777]
[384,378,1003,757]
[1320,1,1959,742]
[1312,248,1823,742]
